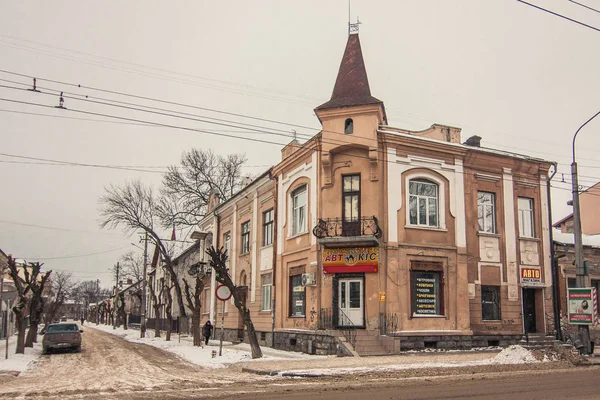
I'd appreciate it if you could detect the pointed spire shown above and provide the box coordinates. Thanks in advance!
[316,33,383,111]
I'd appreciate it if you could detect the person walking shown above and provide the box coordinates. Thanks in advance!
[80,316,85,325]
[202,320,213,345]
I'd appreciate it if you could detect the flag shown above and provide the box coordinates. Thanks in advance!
[171,225,177,241]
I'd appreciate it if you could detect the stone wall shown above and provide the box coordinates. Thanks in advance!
[398,334,522,350]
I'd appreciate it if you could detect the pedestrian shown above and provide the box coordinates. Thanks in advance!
[80,316,85,325]
[202,320,213,345]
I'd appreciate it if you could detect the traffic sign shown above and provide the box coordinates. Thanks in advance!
[215,284,232,301]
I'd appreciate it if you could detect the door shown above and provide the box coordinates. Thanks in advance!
[523,288,536,333]
[338,278,364,326]
[342,175,361,236]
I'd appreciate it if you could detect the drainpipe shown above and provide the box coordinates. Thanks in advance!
[271,174,278,348]
[547,163,562,340]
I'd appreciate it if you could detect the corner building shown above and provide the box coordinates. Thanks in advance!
[198,31,554,355]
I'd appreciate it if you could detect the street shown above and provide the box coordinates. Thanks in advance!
[0,326,595,400]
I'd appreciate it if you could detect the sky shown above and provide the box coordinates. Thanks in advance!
[1,0,600,288]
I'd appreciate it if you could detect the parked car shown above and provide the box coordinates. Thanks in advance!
[41,323,83,354]
[59,316,67,322]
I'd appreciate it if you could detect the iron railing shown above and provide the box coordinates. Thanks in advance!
[318,307,357,349]
[312,216,382,239]
[379,312,398,336]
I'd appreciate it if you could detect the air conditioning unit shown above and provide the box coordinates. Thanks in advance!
[301,272,316,287]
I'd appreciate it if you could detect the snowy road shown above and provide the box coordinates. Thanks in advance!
[0,326,263,399]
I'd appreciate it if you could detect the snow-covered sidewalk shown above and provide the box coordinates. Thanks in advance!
[88,323,331,369]
[0,334,43,373]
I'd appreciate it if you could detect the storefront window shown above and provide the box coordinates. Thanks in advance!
[411,270,443,316]
[290,275,305,317]
[481,286,501,320]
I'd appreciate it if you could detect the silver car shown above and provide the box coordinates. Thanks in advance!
[41,323,83,354]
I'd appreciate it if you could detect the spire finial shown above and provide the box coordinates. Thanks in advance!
[349,16,361,35]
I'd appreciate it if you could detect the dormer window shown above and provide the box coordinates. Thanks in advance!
[344,118,354,135]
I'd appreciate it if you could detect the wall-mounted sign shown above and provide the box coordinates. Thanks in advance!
[411,271,441,316]
[567,288,598,325]
[520,267,542,285]
[322,247,378,273]
[379,291,386,302]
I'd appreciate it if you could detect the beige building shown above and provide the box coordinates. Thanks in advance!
[187,31,555,355]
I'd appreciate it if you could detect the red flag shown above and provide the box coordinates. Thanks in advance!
[171,226,176,241]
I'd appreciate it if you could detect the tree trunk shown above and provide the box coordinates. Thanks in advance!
[242,309,262,359]
[25,321,39,347]
[15,315,26,354]
[192,308,202,347]
[166,315,173,341]
[153,304,161,337]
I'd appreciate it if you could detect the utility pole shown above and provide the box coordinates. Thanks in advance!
[113,262,120,330]
[571,110,600,354]
[0,263,4,340]
[141,232,148,338]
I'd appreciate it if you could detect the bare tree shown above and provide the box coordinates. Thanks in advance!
[6,257,51,354]
[164,277,174,341]
[182,273,206,347]
[99,180,187,319]
[25,265,52,347]
[148,275,165,338]
[161,149,247,227]
[44,271,75,327]
[119,251,144,283]
[206,246,262,359]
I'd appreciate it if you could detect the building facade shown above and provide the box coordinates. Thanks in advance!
[188,31,555,355]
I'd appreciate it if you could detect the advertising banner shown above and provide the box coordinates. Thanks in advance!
[322,247,378,273]
[520,267,542,285]
[567,288,597,325]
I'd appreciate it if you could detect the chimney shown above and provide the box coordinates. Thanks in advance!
[464,135,482,147]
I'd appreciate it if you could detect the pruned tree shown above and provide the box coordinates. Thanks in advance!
[6,257,51,354]
[44,271,75,327]
[182,272,206,347]
[117,292,127,330]
[164,277,174,341]
[161,149,247,227]
[99,180,187,320]
[119,251,144,283]
[25,264,52,347]
[206,246,262,359]
[148,275,165,337]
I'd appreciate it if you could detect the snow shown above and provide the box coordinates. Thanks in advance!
[489,345,540,364]
[89,323,330,368]
[0,336,42,373]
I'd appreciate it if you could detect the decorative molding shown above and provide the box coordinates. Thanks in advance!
[475,173,501,182]
[515,180,538,188]
[260,193,274,204]
[239,205,251,217]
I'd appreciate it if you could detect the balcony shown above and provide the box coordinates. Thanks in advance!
[312,216,382,247]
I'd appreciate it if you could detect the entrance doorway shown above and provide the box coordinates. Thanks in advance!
[338,278,364,326]
[523,288,537,333]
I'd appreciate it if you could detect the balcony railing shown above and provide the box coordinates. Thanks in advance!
[312,216,382,240]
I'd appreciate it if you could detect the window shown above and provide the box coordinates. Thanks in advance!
[481,286,501,320]
[261,273,272,311]
[344,118,353,135]
[478,192,496,233]
[223,231,231,266]
[263,209,274,246]
[408,179,438,227]
[290,274,305,317]
[203,288,210,313]
[291,185,307,235]
[343,175,361,235]
[241,221,250,254]
[518,197,535,238]
[411,270,443,316]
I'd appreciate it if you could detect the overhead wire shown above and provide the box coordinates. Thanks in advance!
[516,0,600,32]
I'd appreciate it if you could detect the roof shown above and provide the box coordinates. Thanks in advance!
[315,33,384,111]
[553,213,573,228]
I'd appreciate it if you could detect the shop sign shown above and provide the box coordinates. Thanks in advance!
[520,267,542,285]
[567,288,598,325]
[323,247,378,273]
[411,271,441,315]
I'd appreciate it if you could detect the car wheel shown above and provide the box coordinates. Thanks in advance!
[74,346,81,353]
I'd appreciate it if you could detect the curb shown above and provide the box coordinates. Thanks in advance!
[241,367,325,377]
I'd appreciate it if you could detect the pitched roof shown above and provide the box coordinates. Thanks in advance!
[315,33,383,111]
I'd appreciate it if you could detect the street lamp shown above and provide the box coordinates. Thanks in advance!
[571,109,600,354]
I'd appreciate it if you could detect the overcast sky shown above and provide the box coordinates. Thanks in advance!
[1,1,599,288]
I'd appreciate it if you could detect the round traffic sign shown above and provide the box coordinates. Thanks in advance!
[215,284,232,301]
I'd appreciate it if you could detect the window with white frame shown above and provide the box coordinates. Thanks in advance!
[291,185,307,235]
[261,273,272,311]
[408,179,438,227]
[477,192,496,233]
[241,221,250,254]
[518,197,535,238]
[263,209,273,246]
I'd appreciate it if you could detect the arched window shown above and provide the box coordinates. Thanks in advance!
[408,179,438,227]
[344,118,354,135]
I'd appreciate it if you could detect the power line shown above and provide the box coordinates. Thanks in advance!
[568,0,600,15]
[16,245,130,261]
[516,0,600,33]
[0,220,122,236]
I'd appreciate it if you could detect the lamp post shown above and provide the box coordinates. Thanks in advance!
[571,109,600,354]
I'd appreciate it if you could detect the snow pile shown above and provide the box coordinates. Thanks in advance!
[489,345,539,364]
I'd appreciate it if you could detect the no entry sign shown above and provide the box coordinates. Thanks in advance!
[215,284,232,301]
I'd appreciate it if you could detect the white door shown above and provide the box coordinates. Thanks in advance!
[338,278,364,326]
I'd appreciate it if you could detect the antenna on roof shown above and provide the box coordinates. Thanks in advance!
[348,1,361,36]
